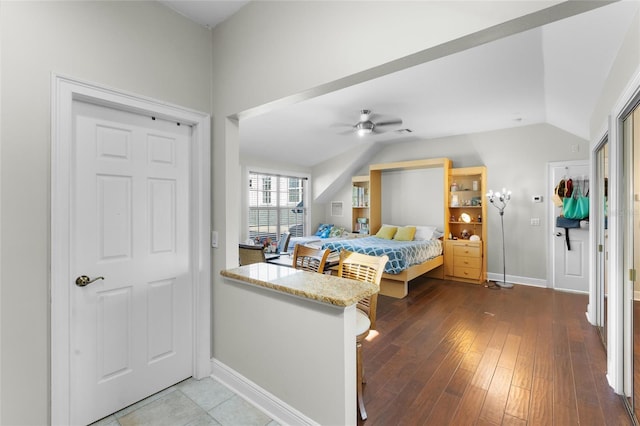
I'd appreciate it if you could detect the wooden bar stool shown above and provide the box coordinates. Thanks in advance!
[292,244,330,273]
[337,250,388,421]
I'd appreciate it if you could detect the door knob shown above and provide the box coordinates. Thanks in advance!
[75,275,104,287]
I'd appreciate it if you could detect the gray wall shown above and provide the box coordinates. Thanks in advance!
[590,9,640,139]
[381,168,445,229]
[321,123,588,281]
[0,2,212,424]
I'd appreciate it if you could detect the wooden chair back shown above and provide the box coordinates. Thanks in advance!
[292,244,330,273]
[239,244,265,266]
[338,250,389,330]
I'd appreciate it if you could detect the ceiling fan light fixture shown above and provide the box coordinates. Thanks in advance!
[356,121,374,136]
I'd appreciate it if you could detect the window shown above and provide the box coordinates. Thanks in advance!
[249,171,308,242]
[289,178,302,203]
[262,177,272,204]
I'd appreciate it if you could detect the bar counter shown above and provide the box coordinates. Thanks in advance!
[220,262,378,307]
[216,262,379,425]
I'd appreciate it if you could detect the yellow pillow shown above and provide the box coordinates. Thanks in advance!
[394,226,416,241]
[376,225,398,240]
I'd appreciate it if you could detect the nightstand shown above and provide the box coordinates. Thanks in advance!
[444,239,484,284]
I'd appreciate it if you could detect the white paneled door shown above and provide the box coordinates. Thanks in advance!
[71,101,193,425]
[550,161,590,292]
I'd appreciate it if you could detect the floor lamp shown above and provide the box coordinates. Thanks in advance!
[487,188,513,289]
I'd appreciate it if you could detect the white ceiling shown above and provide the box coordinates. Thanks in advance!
[163,1,639,168]
[160,0,249,29]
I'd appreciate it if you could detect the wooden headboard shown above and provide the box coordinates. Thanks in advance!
[368,158,452,237]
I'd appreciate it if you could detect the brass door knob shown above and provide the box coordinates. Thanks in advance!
[75,275,104,287]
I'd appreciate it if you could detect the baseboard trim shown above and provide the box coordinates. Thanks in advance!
[210,358,318,426]
[486,273,548,288]
[485,273,588,294]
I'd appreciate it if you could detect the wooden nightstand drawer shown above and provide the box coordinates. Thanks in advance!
[453,244,481,258]
[444,238,485,284]
[454,266,481,280]
[454,256,481,269]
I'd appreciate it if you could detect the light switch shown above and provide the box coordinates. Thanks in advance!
[531,218,540,226]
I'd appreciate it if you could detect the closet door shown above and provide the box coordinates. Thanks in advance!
[595,140,609,347]
[623,106,640,422]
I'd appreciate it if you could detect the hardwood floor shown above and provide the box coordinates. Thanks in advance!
[358,277,631,425]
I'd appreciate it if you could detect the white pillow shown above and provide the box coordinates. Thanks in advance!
[412,225,438,241]
[432,229,445,239]
[382,223,401,229]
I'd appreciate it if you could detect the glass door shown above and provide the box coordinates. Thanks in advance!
[596,140,609,347]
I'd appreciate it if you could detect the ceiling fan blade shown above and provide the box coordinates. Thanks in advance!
[338,128,356,135]
[330,122,356,129]
[372,127,386,134]
[330,122,357,135]
[375,119,403,127]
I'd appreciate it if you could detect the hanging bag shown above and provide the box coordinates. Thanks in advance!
[552,179,565,207]
[562,179,589,220]
[565,178,573,197]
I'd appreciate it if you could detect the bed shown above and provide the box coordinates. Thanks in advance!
[321,235,444,298]
[288,223,357,250]
[289,235,336,249]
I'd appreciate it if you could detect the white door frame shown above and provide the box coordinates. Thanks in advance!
[50,75,211,425]
[589,133,609,329]
[546,159,590,291]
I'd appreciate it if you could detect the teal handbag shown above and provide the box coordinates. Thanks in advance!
[562,180,589,220]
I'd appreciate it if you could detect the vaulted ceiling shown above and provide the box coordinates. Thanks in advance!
[163,1,639,167]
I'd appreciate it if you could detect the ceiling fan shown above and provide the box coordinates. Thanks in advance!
[337,109,403,136]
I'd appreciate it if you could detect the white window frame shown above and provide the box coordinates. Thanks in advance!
[245,167,310,242]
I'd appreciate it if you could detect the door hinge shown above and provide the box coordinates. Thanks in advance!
[631,269,637,282]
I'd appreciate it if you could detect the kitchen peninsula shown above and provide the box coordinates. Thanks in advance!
[217,263,378,425]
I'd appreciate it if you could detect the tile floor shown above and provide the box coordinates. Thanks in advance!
[91,377,280,426]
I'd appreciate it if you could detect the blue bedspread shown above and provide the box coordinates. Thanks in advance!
[321,237,442,275]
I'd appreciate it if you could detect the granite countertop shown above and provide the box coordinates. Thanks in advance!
[220,263,378,307]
